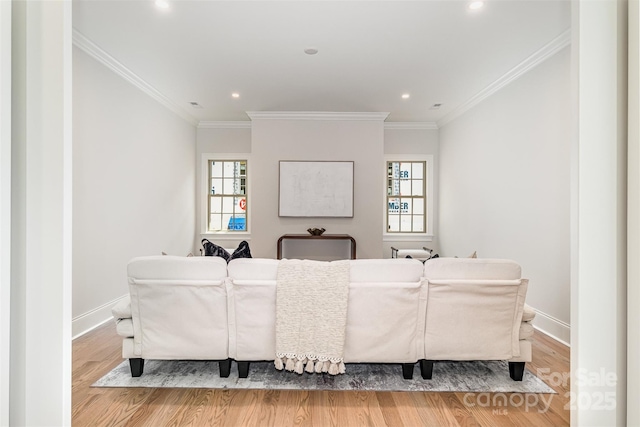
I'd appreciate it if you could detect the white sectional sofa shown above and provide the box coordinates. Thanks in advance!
[112,256,535,381]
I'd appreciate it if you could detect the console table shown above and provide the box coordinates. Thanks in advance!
[277,234,357,260]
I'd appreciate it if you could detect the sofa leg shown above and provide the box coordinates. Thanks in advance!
[420,360,434,379]
[129,358,144,377]
[509,361,525,381]
[219,359,231,378]
[402,363,415,380]
[238,361,250,378]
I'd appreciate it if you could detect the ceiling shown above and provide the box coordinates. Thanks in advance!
[72,0,571,125]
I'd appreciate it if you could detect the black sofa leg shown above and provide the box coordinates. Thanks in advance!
[402,363,415,380]
[509,361,525,381]
[238,361,250,378]
[129,358,144,377]
[219,359,231,378]
[420,360,434,379]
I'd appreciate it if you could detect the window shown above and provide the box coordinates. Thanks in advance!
[207,160,247,232]
[386,161,426,233]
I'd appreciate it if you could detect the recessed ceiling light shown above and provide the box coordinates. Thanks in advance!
[155,0,170,9]
[304,48,318,55]
[468,1,484,10]
[401,94,410,99]
[231,93,240,98]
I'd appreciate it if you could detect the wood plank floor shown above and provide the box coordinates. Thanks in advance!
[73,323,570,426]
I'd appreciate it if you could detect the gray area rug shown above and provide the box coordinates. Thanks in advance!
[93,360,555,393]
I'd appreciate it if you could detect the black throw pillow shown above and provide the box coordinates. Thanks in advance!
[201,239,231,262]
[230,240,252,261]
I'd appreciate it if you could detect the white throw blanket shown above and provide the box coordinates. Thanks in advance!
[275,259,350,375]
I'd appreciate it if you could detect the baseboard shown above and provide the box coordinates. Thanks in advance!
[72,294,128,340]
[531,308,571,347]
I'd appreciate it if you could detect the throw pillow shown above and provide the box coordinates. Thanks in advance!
[230,240,252,260]
[201,239,231,262]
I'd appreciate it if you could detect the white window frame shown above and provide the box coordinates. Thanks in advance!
[383,154,434,242]
[200,153,251,241]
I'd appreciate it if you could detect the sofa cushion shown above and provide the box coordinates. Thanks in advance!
[228,258,280,280]
[127,255,228,281]
[350,259,423,282]
[519,321,534,340]
[115,318,134,337]
[111,296,131,319]
[522,304,536,322]
[423,257,521,280]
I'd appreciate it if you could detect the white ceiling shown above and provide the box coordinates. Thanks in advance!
[72,0,571,125]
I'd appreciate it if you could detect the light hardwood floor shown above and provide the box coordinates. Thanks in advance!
[73,323,570,426]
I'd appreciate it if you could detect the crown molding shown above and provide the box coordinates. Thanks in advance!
[197,121,252,129]
[72,29,198,127]
[246,111,390,121]
[384,122,438,130]
[437,28,571,128]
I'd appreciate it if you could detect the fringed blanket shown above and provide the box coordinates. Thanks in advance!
[275,259,350,375]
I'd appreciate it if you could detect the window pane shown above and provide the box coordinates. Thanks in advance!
[413,215,425,232]
[388,197,400,214]
[209,214,222,231]
[389,179,400,196]
[211,161,222,177]
[413,198,425,215]
[389,162,399,179]
[412,162,424,179]
[221,213,233,231]
[211,178,222,195]
[222,197,234,213]
[401,198,412,214]
[388,214,400,232]
[400,180,411,195]
[229,213,246,231]
[400,163,412,179]
[400,215,412,232]
[412,179,424,196]
[210,197,222,214]
[223,162,235,177]
[222,178,234,195]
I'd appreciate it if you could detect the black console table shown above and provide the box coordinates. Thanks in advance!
[276,234,357,260]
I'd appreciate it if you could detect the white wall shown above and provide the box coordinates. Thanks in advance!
[199,115,385,259]
[439,47,571,343]
[72,47,197,336]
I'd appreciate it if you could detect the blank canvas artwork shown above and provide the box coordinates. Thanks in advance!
[279,161,354,217]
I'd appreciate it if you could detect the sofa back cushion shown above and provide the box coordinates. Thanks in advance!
[423,257,521,280]
[227,258,279,280]
[350,258,424,282]
[128,255,228,281]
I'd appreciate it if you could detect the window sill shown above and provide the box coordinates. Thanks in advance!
[200,232,252,241]
[382,233,433,242]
